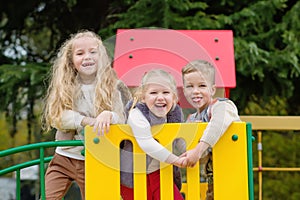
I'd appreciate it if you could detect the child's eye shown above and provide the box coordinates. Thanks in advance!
[74,50,83,55]
[185,85,192,88]
[149,91,157,95]
[163,91,170,94]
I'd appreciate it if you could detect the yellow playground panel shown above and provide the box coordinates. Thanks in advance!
[85,122,253,200]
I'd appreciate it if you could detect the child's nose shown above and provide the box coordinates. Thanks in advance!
[157,93,164,100]
[84,53,92,60]
[192,87,200,93]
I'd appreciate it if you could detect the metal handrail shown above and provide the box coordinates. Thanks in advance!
[240,115,300,200]
[0,156,53,175]
[0,140,83,200]
[0,140,83,157]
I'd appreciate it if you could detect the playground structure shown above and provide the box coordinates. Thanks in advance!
[240,115,300,200]
[0,29,299,199]
[85,29,254,199]
[85,122,253,200]
[2,117,300,199]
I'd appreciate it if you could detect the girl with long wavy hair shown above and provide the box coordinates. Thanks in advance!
[42,30,131,199]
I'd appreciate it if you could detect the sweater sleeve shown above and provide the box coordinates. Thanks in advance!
[111,111,120,124]
[200,100,240,147]
[127,108,175,163]
[61,110,85,130]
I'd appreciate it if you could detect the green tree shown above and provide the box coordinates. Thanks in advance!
[0,0,115,169]
[100,0,300,114]
[0,0,114,145]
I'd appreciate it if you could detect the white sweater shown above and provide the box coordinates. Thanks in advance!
[127,108,185,173]
[188,99,240,147]
[55,84,119,160]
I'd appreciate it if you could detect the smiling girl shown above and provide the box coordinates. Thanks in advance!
[120,69,185,200]
[42,30,131,199]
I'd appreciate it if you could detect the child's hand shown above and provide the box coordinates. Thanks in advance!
[173,156,188,168]
[93,111,112,136]
[180,148,201,167]
[181,142,210,167]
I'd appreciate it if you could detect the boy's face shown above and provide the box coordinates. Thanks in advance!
[183,71,216,113]
[142,83,174,118]
[72,36,99,83]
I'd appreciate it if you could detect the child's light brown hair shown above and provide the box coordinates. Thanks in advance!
[182,60,216,86]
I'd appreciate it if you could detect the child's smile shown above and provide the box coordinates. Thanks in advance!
[183,71,215,113]
[143,83,174,118]
[82,62,95,67]
[72,36,99,84]
[191,96,203,103]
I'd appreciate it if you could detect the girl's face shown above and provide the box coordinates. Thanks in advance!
[142,83,175,118]
[72,36,99,84]
[183,71,216,113]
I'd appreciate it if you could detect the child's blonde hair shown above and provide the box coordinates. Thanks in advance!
[42,30,125,131]
[131,69,179,108]
[182,60,215,86]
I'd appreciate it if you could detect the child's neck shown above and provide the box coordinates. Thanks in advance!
[79,75,96,85]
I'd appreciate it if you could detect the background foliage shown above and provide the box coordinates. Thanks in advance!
[0,0,299,199]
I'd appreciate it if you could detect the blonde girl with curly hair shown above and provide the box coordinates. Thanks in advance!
[42,30,131,200]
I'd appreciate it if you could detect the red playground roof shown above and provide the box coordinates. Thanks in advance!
[113,29,236,107]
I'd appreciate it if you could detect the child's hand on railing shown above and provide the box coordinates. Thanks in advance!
[93,110,113,136]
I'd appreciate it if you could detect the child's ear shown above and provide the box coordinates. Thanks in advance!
[211,85,216,96]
